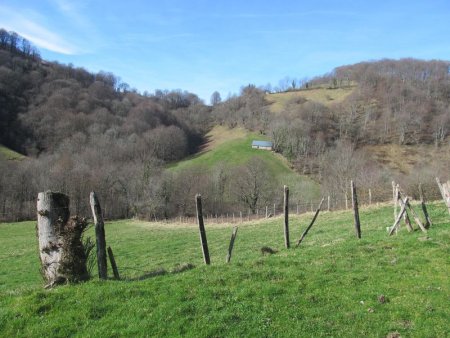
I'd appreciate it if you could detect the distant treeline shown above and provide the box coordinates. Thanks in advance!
[0,29,448,221]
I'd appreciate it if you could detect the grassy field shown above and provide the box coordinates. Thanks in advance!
[0,202,449,337]
[266,86,355,113]
[0,145,25,161]
[169,126,320,198]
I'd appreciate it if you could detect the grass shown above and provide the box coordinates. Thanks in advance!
[168,126,319,197]
[266,86,356,113]
[0,145,25,161]
[0,202,449,337]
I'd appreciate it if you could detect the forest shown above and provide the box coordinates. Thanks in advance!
[0,29,449,221]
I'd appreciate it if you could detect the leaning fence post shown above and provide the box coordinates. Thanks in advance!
[351,180,361,239]
[284,185,290,248]
[90,192,107,280]
[107,246,120,280]
[195,194,210,265]
[389,198,408,236]
[226,226,239,263]
[296,198,324,247]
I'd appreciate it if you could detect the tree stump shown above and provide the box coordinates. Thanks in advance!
[36,191,90,287]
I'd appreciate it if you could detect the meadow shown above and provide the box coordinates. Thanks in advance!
[0,202,449,337]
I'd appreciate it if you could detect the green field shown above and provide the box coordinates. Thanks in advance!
[1,203,449,337]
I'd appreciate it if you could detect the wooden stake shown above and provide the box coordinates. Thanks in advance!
[226,226,239,263]
[351,180,361,239]
[400,196,427,233]
[389,197,408,236]
[296,198,324,247]
[195,194,210,265]
[397,196,414,232]
[90,192,107,280]
[392,181,398,220]
[442,181,450,215]
[284,185,290,248]
[266,205,268,218]
[435,177,450,214]
[327,195,330,212]
[419,184,432,227]
[368,189,372,205]
[107,246,120,280]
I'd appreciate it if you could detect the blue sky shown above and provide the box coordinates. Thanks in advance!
[1,0,449,102]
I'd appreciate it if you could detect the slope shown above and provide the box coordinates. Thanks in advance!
[0,203,449,336]
[266,85,356,113]
[168,125,320,197]
[0,144,26,161]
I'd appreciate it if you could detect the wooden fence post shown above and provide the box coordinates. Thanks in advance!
[392,181,398,220]
[273,203,276,216]
[195,194,210,265]
[266,205,268,218]
[369,189,372,205]
[419,184,432,227]
[107,246,120,280]
[296,203,299,215]
[240,211,243,223]
[284,185,290,248]
[226,226,239,263]
[436,178,450,215]
[296,198,324,247]
[389,197,408,236]
[327,195,330,212]
[90,192,107,280]
[397,191,426,233]
[351,180,361,239]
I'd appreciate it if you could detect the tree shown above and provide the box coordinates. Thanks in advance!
[210,91,221,106]
[231,157,274,213]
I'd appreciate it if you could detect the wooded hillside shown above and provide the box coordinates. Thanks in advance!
[1,29,449,221]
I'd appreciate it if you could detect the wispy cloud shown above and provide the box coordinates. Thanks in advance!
[0,5,78,54]
[50,0,95,32]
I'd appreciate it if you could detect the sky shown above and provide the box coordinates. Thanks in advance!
[1,0,449,102]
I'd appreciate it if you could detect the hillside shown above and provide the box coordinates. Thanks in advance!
[266,85,356,113]
[169,125,320,201]
[0,145,25,161]
[0,203,449,336]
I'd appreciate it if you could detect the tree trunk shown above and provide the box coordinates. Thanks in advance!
[36,191,89,287]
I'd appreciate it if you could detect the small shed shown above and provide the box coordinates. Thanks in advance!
[252,140,273,150]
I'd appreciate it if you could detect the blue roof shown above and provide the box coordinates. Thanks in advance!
[252,140,273,147]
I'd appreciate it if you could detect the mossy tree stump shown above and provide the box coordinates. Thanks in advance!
[36,191,89,287]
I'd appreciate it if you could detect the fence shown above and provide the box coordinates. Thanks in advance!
[33,177,449,285]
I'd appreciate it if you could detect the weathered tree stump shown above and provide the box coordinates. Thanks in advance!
[36,191,89,287]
